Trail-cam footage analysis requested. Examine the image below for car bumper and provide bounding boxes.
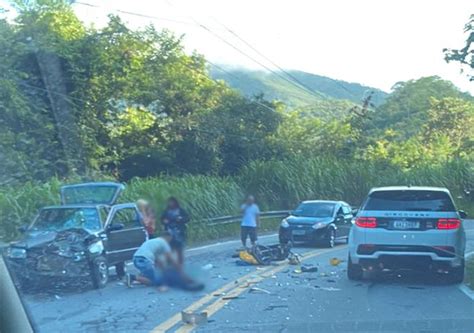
[349,226,465,269]
[7,257,91,280]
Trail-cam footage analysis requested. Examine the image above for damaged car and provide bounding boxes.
[5,182,147,289]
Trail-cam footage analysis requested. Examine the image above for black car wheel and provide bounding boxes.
[91,256,108,289]
[324,228,336,248]
[347,255,363,280]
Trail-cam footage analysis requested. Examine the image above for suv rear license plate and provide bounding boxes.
[392,221,420,229]
[292,230,306,235]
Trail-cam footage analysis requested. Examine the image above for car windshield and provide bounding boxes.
[32,208,101,232]
[364,190,456,211]
[293,203,335,217]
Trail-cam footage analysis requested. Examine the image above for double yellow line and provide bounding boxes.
[151,246,345,333]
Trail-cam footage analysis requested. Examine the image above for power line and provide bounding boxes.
[162,0,325,102]
[212,19,339,99]
[76,1,365,107]
[74,1,202,28]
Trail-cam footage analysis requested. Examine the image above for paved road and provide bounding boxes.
[22,221,474,333]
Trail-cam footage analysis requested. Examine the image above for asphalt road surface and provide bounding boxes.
[22,221,474,333]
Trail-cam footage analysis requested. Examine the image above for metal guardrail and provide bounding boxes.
[205,210,289,226]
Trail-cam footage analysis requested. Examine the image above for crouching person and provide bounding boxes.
[126,231,203,291]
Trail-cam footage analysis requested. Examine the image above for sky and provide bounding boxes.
[2,0,474,93]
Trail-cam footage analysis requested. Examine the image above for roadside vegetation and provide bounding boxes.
[466,256,474,290]
[0,3,472,244]
[0,157,472,243]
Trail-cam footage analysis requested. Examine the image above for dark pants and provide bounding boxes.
[241,226,257,244]
[132,256,195,289]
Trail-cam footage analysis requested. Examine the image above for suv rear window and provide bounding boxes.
[363,190,455,212]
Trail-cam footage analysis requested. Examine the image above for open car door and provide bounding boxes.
[60,182,125,205]
[103,203,147,265]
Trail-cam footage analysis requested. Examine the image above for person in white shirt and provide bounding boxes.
[240,195,260,248]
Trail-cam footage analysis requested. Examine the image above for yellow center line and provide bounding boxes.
[150,247,328,332]
[173,246,346,333]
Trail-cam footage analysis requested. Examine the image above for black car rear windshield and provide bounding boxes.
[363,190,455,212]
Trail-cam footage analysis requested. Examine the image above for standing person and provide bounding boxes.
[240,195,260,248]
[125,231,203,291]
[161,197,189,266]
[137,199,156,238]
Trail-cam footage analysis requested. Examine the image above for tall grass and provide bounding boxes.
[0,157,472,243]
[240,157,473,211]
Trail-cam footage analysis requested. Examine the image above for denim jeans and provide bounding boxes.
[133,256,164,286]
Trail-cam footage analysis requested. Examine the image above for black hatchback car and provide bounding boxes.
[279,200,353,247]
[5,182,147,289]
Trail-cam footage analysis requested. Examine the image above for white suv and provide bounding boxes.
[348,186,467,283]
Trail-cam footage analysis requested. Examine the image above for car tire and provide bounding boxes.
[347,255,363,280]
[447,260,464,284]
[115,262,125,279]
[324,228,336,248]
[91,256,108,289]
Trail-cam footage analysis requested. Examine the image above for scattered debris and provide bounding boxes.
[293,267,302,274]
[319,272,329,277]
[330,258,342,266]
[288,253,301,265]
[54,295,61,300]
[326,279,336,283]
[407,286,425,290]
[213,293,226,297]
[301,265,318,273]
[222,295,241,300]
[181,311,208,325]
[249,287,271,294]
[318,287,341,291]
[264,305,288,311]
[202,264,214,270]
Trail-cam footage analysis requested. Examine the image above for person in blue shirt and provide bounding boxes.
[240,195,260,248]
[160,197,189,266]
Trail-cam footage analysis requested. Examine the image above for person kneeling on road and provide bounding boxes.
[126,231,203,291]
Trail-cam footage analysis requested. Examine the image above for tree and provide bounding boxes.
[422,97,474,157]
[444,15,474,81]
[371,76,472,138]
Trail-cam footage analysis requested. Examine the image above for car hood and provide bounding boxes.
[287,216,334,225]
[12,228,92,250]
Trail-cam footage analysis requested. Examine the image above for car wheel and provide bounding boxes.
[91,256,108,289]
[447,260,464,284]
[324,228,336,248]
[347,255,363,280]
[115,262,125,279]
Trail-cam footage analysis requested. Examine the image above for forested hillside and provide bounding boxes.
[210,67,388,108]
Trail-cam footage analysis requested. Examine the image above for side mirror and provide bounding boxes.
[458,210,468,219]
[108,223,124,231]
[18,225,28,233]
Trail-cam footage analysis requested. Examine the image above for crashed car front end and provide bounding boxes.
[6,229,102,282]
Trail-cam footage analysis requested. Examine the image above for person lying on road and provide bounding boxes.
[125,231,203,291]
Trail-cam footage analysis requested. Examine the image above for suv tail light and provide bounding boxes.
[436,218,461,230]
[355,217,377,228]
